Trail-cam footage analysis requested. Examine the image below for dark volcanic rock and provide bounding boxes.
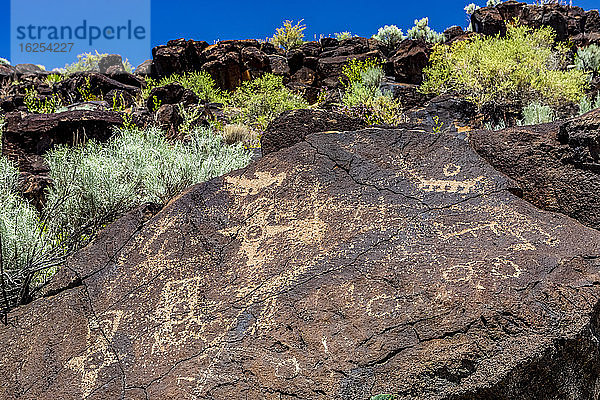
[2,109,123,170]
[145,83,198,111]
[134,59,154,76]
[55,72,140,102]
[470,108,600,230]
[152,38,210,77]
[98,54,125,74]
[472,0,600,41]
[2,127,600,399]
[390,40,431,84]
[14,63,45,75]
[406,94,479,133]
[261,108,365,155]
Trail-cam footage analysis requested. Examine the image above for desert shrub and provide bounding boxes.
[518,101,555,125]
[225,73,308,130]
[575,44,600,74]
[222,123,255,146]
[484,119,507,131]
[340,59,404,125]
[0,126,250,311]
[45,73,63,86]
[0,58,9,65]
[0,157,53,309]
[24,88,63,114]
[270,20,306,51]
[372,25,405,51]
[579,92,600,115]
[335,32,354,40]
[143,71,225,103]
[0,116,5,146]
[421,24,589,108]
[370,395,397,400]
[63,51,133,74]
[464,3,481,31]
[465,3,481,15]
[407,17,445,43]
[44,126,251,252]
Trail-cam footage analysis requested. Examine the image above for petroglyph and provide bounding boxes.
[418,176,485,194]
[225,171,287,196]
[443,164,461,177]
[65,317,119,398]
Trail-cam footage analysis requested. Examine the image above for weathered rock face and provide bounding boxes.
[406,94,479,133]
[472,0,600,42]
[261,108,365,155]
[2,109,123,171]
[2,127,600,399]
[390,40,431,85]
[54,72,142,103]
[152,39,272,91]
[471,108,600,231]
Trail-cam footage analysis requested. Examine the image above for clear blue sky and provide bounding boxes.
[0,0,598,68]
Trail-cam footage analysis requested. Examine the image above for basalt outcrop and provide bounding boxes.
[2,128,600,399]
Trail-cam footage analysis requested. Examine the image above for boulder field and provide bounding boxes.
[2,126,600,399]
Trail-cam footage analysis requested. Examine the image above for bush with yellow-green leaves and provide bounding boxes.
[421,24,589,108]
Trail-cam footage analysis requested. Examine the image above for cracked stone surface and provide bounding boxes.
[470,108,600,231]
[1,128,600,399]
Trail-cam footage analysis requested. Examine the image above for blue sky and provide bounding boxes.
[0,0,599,69]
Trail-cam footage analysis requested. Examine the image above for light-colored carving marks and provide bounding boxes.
[442,262,475,283]
[418,176,485,194]
[65,316,120,398]
[151,276,215,355]
[443,164,461,177]
[224,171,288,197]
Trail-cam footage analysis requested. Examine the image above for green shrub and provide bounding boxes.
[421,24,589,108]
[579,92,600,115]
[575,44,600,74]
[24,88,63,114]
[270,20,306,51]
[0,157,52,309]
[372,25,405,51]
[0,58,10,66]
[335,32,354,40]
[225,73,308,130]
[340,59,404,125]
[44,126,251,251]
[518,101,555,125]
[407,17,445,43]
[45,73,63,86]
[487,0,502,6]
[143,71,225,103]
[0,126,250,310]
[63,51,133,74]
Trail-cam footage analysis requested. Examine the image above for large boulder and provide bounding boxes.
[390,39,431,84]
[2,127,600,399]
[55,72,141,102]
[470,108,600,230]
[261,108,365,155]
